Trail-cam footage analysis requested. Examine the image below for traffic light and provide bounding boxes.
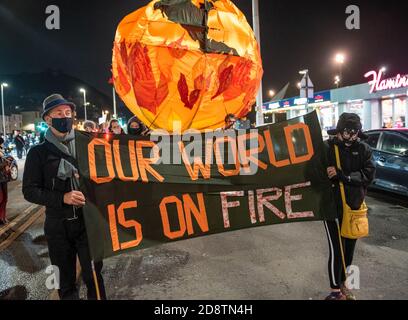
[36,122,48,132]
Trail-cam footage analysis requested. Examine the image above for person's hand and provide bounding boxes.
[327,166,337,179]
[63,191,86,207]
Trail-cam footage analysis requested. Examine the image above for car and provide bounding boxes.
[364,128,408,196]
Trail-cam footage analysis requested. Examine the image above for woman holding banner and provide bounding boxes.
[324,113,375,300]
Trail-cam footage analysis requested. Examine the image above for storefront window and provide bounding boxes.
[318,105,336,131]
[347,101,364,127]
[292,109,307,118]
[394,98,406,128]
[381,99,393,128]
[381,98,406,128]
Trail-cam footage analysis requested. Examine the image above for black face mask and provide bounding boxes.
[52,117,73,133]
[338,128,359,147]
[128,127,142,136]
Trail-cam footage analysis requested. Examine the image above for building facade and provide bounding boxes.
[263,69,408,132]
[21,111,42,132]
[0,114,23,134]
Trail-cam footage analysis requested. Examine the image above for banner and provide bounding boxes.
[76,111,337,262]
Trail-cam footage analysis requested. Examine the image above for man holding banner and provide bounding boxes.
[23,94,106,300]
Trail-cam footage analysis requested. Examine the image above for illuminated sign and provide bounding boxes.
[294,98,308,105]
[314,95,324,102]
[269,102,280,109]
[365,69,408,93]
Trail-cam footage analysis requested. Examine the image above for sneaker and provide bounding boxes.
[325,291,347,300]
[341,284,357,300]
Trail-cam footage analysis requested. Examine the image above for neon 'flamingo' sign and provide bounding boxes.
[365,69,408,93]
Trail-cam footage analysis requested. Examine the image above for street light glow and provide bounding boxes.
[1,83,8,88]
[335,53,345,64]
[380,66,387,73]
[297,82,301,89]
[268,90,275,97]
[79,88,85,93]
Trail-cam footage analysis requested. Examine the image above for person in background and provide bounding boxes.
[83,120,97,133]
[108,119,124,135]
[223,113,237,130]
[14,131,25,160]
[127,116,150,136]
[0,137,10,225]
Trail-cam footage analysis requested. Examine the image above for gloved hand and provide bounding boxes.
[336,169,351,183]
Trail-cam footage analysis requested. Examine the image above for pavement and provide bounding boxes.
[0,158,407,300]
[0,158,50,300]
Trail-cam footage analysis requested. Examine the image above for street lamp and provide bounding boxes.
[252,0,263,127]
[335,53,345,64]
[112,87,117,119]
[268,90,275,98]
[79,88,88,121]
[1,83,9,138]
[380,66,387,75]
[334,75,341,88]
[334,53,345,84]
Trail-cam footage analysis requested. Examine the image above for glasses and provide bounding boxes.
[342,128,359,138]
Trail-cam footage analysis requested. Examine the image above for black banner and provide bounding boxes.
[76,111,336,261]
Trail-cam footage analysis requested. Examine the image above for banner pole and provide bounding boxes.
[91,260,101,300]
[335,219,348,283]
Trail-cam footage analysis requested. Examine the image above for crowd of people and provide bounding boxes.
[0,92,376,301]
[1,131,39,159]
[80,116,151,137]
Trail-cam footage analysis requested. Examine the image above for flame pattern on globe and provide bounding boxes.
[112,0,263,132]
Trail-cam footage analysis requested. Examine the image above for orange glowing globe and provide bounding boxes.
[112,0,263,132]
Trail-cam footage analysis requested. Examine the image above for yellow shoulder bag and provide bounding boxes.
[334,144,369,239]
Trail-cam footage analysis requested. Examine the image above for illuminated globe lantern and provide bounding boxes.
[112,0,263,132]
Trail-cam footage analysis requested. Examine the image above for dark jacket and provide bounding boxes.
[23,140,80,220]
[325,137,376,213]
[14,135,25,149]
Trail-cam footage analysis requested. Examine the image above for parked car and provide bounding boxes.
[364,129,408,196]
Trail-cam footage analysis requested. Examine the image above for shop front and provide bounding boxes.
[264,68,408,131]
[263,90,336,131]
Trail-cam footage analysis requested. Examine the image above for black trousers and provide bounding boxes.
[44,215,106,300]
[16,148,23,159]
[323,219,357,290]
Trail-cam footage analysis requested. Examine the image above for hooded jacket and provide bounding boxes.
[324,137,376,214]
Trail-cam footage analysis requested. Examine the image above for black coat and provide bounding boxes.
[325,137,376,213]
[23,140,81,220]
[14,135,25,150]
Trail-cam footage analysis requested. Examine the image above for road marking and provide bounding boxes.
[0,207,45,252]
[0,204,39,237]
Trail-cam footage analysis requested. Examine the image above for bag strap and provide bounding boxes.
[334,144,349,281]
[334,144,347,206]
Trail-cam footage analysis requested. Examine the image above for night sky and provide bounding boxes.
[1,0,408,100]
